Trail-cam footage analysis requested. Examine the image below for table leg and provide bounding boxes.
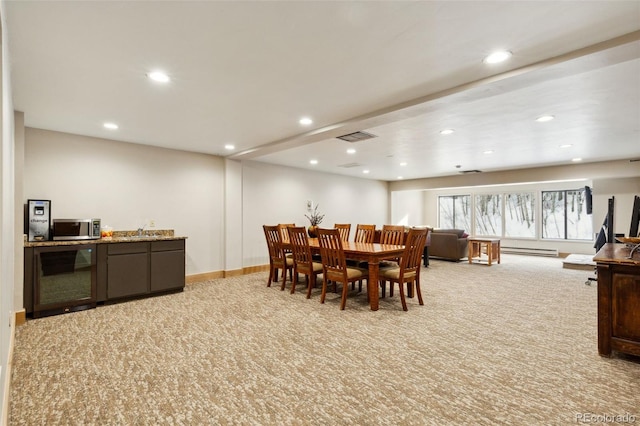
[487,243,493,266]
[368,261,380,311]
[468,242,473,264]
[497,241,501,264]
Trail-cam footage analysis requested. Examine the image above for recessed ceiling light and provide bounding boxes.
[299,117,313,126]
[440,129,455,135]
[147,71,170,83]
[103,122,118,130]
[309,159,318,165]
[560,144,572,148]
[400,162,407,166]
[224,144,235,150]
[346,148,356,154]
[483,150,494,155]
[397,176,404,180]
[571,158,583,162]
[536,115,555,122]
[483,50,512,64]
[363,170,370,174]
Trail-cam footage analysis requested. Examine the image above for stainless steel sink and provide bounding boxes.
[116,235,160,241]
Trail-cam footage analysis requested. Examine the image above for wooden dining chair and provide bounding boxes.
[379,227,428,311]
[287,226,323,298]
[334,223,351,241]
[317,227,369,310]
[350,224,376,290]
[263,225,294,291]
[379,224,406,297]
[278,223,295,259]
[380,224,405,245]
[354,224,376,243]
[278,223,295,244]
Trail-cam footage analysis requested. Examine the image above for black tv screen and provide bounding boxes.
[630,195,640,238]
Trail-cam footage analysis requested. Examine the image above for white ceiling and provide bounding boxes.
[5,1,640,181]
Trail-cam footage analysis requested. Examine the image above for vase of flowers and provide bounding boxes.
[305,204,324,238]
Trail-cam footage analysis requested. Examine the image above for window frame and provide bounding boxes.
[437,194,471,230]
[541,188,592,241]
[503,192,537,239]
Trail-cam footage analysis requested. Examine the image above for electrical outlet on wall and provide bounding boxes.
[306,200,313,212]
[149,219,156,228]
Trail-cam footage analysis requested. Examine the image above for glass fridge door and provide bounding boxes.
[34,244,97,317]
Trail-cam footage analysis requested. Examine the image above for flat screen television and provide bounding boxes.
[630,195,640,238]
[585,186,593,215]
[607,197,615,243]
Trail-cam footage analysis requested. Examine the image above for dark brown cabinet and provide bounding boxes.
[150,240,186,292]
[595,243,640,357]
[106,242,149,299]
[99,239,186,301]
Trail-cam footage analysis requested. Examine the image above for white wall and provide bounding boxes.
[391,190,425,226]
[24,128,225,276]
[13,112,23,308]
[224,159,243,273]
[23,129,393,278]
[241,161,389,266]
[389,160,640,192]
[0,2,15,418]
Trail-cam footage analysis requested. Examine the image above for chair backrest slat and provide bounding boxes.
[334,223,351,241]
[354,224,376,243]
[278,223,295,243]
[380,224,405,245]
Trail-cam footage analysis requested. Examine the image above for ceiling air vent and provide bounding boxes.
[459,170,483,174]
[336,131,377,142]
[338,162,363,168]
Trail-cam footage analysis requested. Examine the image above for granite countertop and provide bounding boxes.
[24,229,187,247]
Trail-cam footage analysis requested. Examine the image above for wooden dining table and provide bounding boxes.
[306,238,405,311]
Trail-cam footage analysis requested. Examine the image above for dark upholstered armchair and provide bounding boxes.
[428,229,468,261]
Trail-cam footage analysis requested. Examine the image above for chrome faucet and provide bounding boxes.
[137,226,144,237]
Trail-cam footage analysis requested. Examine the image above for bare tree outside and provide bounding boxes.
[505,193,536,238]
[438,189,591,241]
[542,191,564,238]
[542,189,592,240]
[475,194,502,236]
[438,195,471,231]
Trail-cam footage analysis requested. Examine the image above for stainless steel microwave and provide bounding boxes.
[52,219,101,241]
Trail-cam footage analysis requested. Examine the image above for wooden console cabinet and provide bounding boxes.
[594,243,640,357]
[97,239,186,302]
[25,237,186,318]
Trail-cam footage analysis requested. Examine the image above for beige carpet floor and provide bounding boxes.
[9,254,640,425]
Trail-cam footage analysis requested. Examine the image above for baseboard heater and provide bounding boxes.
[501,246,559,257]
